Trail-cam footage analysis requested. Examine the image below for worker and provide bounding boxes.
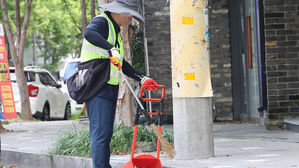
[80,0,158,167]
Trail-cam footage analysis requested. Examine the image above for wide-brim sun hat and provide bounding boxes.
[99,0,144,23]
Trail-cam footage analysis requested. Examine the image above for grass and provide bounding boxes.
[69,107,87,121]
[69,112,83,121]
[48,125,91,157]
[48,124,174,157]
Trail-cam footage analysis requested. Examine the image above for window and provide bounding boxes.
[27,72,36,82]
[39,72,57,87]
[39,73,50,86]
[45,73,57,87]
[9,70,35,82]
[9,70,16,82]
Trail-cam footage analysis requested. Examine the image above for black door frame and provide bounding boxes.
[257,0,268,114]
[229,0,267,121]
[229,0,248,121]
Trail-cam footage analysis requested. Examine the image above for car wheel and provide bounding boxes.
[42,104,50,121]
[64,102,71,120]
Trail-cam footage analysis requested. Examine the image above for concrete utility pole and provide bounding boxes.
[170,0,214,159]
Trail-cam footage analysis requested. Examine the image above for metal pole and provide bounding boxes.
[122,72,145,111]
[142,0,152,113]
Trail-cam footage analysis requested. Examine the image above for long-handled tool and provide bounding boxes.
[121,72,175,160]
[122,73,145,111]
[124,83,170,168]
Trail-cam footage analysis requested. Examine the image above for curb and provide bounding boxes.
[285,122,299,132]
[0,150,126,168]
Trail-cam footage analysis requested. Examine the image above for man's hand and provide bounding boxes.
[141,76,159,91]
[109,47,122,71]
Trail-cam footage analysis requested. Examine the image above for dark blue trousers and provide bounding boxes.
[86,96,116,168]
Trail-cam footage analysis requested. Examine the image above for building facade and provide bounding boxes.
[144,0,173,122]
[263,0,299,123]
[144,0,299,126]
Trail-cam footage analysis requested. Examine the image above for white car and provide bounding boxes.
[9,66,72,120]
[59,58,83,114]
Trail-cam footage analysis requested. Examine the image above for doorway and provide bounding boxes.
[229,0,267,122]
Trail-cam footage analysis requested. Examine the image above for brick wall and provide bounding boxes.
[209,0,233,120]
[264,0,299,120]
[144,1,173,121]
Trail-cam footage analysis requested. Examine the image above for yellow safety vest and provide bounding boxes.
[80,13,123,85]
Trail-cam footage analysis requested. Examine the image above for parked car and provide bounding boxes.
[9,66,72,120]
[58,58,83,114]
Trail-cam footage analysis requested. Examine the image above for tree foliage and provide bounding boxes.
[2,0,99,72]
[131,25,145,74]
[30,0,85,71]
[0,0,99,121]
[1,0,33,120]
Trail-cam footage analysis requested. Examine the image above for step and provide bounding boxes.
[284,117,299,133]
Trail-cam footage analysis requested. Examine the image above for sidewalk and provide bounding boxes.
[1,120,299,168]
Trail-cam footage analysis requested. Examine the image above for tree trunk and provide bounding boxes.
[115,26,135,127]
[16,65,32,120]
[91,0,95,19]
[43,38,48,65]
[0,120,5,132]
[0,120,8,133]
[32,34,36,65]
[0,0,33,120]
[80,0,87,35]
[52,48,57,64]
[14,0,21,50]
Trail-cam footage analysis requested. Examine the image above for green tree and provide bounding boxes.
[1,0,99,72]
[1,0,33,120]
[0,0,100,124]
[28,0,82,71]
[27,0,98,71]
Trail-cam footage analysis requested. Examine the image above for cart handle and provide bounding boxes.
[139,84,166,99]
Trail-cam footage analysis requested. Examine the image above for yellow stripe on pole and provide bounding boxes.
[184,73,195,80]
[182,17,194,25]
